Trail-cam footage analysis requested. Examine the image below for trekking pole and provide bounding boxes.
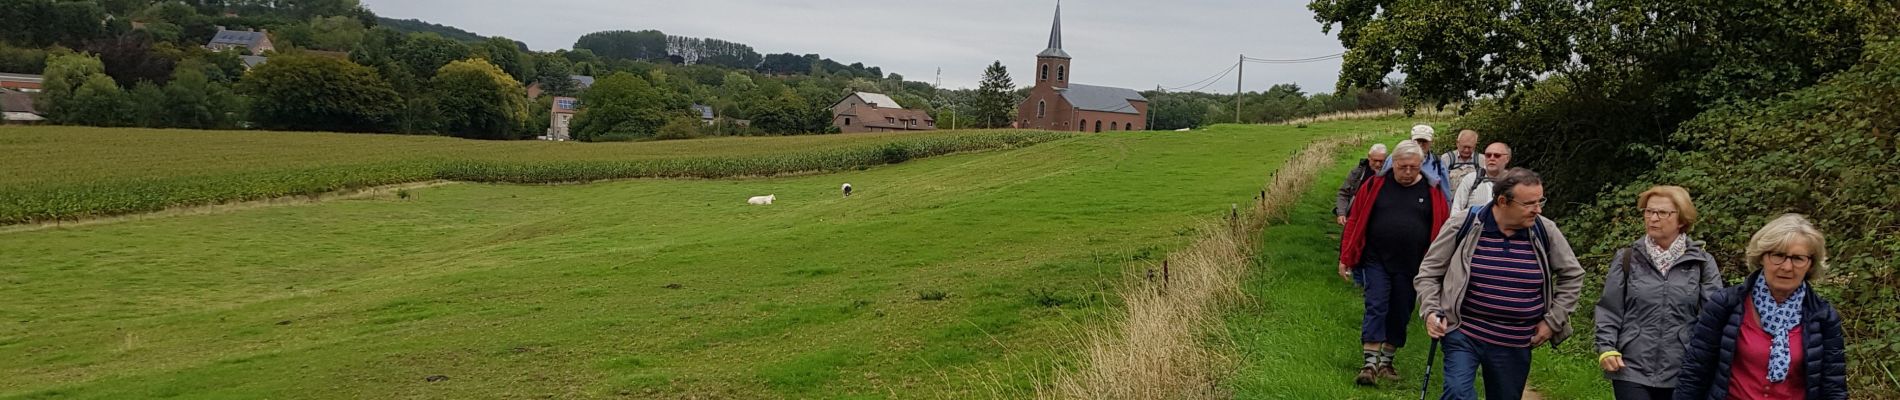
[1419,339,1439,400]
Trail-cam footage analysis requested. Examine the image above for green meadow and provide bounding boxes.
[0,119,1411,398]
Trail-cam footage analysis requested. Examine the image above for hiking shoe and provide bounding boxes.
[1355,366,1379,386]
[1378,364,1401,381]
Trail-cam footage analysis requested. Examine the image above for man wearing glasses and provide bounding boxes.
[1414,168,1588,400]
[1451,142,1514,212]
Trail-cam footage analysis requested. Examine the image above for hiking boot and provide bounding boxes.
[1378,364,1401,381]
[1354,366,1379,386]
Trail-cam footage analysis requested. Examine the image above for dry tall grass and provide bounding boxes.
[1277,108,1457,126]
[1039,134,1368,399]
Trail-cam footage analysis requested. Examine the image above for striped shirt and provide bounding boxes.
[1460,217,1547,347]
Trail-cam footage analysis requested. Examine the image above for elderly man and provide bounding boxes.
[1442,130,1487,195]
[1336,143,1389,225]
[1451,142,1513,211]
[1416,168,1587,400]
[1338,140,1449,386]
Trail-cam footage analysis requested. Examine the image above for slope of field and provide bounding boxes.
[0,127,1066,224]
[1223,137,1606,399]
[0,120,1408,399]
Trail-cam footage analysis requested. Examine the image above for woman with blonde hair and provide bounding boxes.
[1594,186,1722,399]
[1675,214,1848,400]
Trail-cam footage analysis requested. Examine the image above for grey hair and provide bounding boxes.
[1746,214,1828,280]
[1368,143,1388,156]
[1391,140,1425,161]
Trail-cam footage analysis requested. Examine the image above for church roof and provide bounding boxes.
[1060,84,1148,114]
[1037,2,1071,59]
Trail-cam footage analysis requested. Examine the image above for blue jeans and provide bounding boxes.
[1358,262,1417,347]
[1439,330,1532,400]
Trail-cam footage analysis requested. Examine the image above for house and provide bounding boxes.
[2,89,44,124]
[0,73,43,93]
[206,28,274,54]
[542,96,581,141]
[526,75,597,99]
[239,55,268,70]
[832,92,936,133]
[691,104,716,125]
[1016,3,1148,132]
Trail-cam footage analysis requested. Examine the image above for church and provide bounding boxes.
[1016,3,1149,132]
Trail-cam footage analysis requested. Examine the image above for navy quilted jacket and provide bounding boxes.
[1674,272,1848,400]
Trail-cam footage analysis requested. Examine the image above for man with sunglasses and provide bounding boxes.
[1414,168,1587,400]
[1451,142,1514,212]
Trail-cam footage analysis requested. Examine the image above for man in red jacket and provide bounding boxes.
[1338,141,1450,386]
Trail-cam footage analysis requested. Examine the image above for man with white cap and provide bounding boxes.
[1406,124,1454,203]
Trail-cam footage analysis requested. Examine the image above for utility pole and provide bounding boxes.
[1149,85,1159,131]
[1235,54,1244,124]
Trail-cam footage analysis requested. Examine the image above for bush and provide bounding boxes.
[653,115,703,140]
[1566,39,1900,397]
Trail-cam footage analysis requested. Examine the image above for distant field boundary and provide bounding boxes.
[0,131,1072,227]
[1041,132,1370,399]
[1276,108,1458,126]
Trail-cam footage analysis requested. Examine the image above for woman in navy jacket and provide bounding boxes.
[1675,214,1848,400]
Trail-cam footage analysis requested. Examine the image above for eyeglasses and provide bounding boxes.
[1508,197,1548,209]
[1484,152,1511,158]
[1642,208,1679,218]
[1764,252,1813,267]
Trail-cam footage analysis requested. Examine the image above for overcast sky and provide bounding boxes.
[362,0,1349,94]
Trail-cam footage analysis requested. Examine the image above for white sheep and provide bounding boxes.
[841,183,853,197]
[747,194,776,205]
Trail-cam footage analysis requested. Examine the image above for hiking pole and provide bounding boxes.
[1419,339,1439,400]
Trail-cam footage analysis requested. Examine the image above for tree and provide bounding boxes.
[0,0,107,47]
[530,53,578,97]
[37,51,106,123]
[394,33,469,79]
[476,36,531,83]
[238,54,400,132]
[431,59,530,140]
[161,66,240,129]
[570,72,670,141]
[573,30,669,62]
[969,61,1016,128]
[85,32,177,87]
[64,74,130,126]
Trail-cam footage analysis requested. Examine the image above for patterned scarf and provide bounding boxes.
[1751,276,1807,383]
[1644,234,1689,274]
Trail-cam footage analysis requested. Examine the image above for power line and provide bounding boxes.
[1161,61,1239,91]
[1167,62,1241,93]
[1241,52,1345,64]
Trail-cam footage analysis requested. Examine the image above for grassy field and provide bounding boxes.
[1222,135,1609,399]
[0,120,1413,399]
[0,127,1068,224]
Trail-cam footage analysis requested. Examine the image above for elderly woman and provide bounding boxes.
[1675,214,1848,400]
[1594,186,1723,399]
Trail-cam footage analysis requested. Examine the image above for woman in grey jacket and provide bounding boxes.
[1594,186,1723,399]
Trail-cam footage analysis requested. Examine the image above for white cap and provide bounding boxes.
[1411,124,1436,141]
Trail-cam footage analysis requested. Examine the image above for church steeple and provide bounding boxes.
[1036,1,1070,59]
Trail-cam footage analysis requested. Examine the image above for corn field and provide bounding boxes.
[0,128,1072,225]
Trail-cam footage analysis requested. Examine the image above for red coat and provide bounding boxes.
[1339,172,1450,269]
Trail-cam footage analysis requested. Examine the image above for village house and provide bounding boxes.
[543,96,581,141]
[832,92,935,133]
[1016,3,1148,132]
[2,89,44,124]
[205,28,274,54]
[0,73,43,93]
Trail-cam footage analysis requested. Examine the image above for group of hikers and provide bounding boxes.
[1332,125,1849,400]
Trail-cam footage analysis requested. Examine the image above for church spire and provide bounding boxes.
[1037,1,1071,59]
